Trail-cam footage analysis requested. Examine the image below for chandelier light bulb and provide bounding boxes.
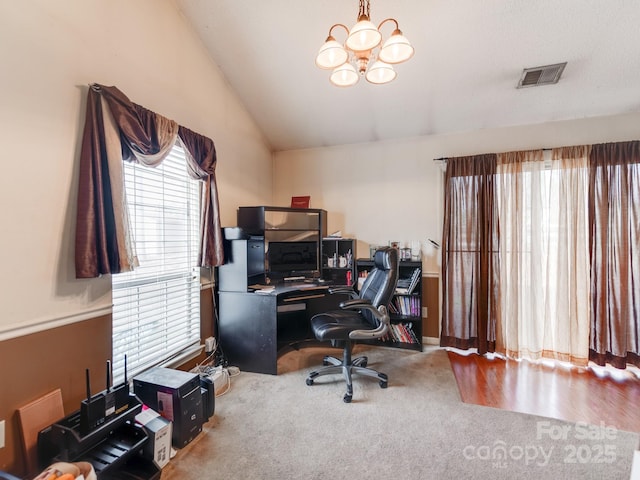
[379,30,414,64]
[365,60,396,84]
[346,19,382,52]
[316,37,349,69]
[330,62,359,87]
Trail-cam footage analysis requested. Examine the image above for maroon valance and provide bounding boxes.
[75,84,223,278]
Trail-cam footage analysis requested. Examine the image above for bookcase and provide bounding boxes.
[355,258,423,351]
[321,238,356,286]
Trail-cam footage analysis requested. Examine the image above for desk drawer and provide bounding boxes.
[277,302,308,313]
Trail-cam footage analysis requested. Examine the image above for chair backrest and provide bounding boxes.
[359,247,399,326]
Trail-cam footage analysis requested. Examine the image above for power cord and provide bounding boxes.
[210,283,229,368]
[189,282,238,396]
[190,336,239,397]
[214,365,240,397]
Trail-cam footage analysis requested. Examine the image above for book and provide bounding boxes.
[406,267,422,294]
[290,196,310,208]
[396,267,421,295]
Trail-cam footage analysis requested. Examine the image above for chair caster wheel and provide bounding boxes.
[323,360,330,366]
[360,359,368,367]
[343,394,352,403]
[379,380,388,388]
[306,378,314,386]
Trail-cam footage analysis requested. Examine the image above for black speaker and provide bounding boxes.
[200,376,215,420]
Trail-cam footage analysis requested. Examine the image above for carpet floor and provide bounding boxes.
[160,345,639,480]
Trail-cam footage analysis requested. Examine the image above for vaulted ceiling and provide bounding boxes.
[175,0,640,152]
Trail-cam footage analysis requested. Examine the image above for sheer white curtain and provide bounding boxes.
[496,147,590,365]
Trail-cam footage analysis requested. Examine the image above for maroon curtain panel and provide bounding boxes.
[178,124,223,268]
[75,85,119,277]
[588,141,640,368]
[440,154,500,355]
[75,84,223,278]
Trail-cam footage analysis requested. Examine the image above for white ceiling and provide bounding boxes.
[175,0,640,152]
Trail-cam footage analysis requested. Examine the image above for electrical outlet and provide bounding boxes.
[0,419,5,449]
[205,336,215,353]
[422,307,428,318]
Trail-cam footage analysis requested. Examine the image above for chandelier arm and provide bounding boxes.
[327,23,350,41]
[377,18,399,32]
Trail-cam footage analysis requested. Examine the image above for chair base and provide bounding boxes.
[306,344,388,403]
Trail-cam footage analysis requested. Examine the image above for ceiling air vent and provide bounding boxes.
[517,62,567,88]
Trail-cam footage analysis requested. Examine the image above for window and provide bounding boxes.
[495,155,590,363]
[111,142,201,383]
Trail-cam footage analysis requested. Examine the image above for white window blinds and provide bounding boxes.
[112,142,201,384]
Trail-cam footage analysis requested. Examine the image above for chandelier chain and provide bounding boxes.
[358,0,370,20]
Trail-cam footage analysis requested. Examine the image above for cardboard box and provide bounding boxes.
[135,407,172,469]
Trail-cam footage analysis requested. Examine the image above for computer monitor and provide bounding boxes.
[267,241,319,278]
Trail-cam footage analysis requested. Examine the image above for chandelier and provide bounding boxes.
[315,0,414,87]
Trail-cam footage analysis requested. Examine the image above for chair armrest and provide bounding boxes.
[328,286,358,298]
[339,299,385,321]
[349,305,390,340]
[337,301,391,341]
[338,298,371,309]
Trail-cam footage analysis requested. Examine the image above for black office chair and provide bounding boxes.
[306,247,399,402]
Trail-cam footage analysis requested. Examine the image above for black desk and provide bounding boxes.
[218,284,347,374]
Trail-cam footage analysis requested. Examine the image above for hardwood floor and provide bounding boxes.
[447,350,640,433]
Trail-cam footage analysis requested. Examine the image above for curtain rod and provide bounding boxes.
[433,148,553,162]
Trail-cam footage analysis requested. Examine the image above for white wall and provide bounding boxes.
[0,0,273,339]
[273,111,640,275]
